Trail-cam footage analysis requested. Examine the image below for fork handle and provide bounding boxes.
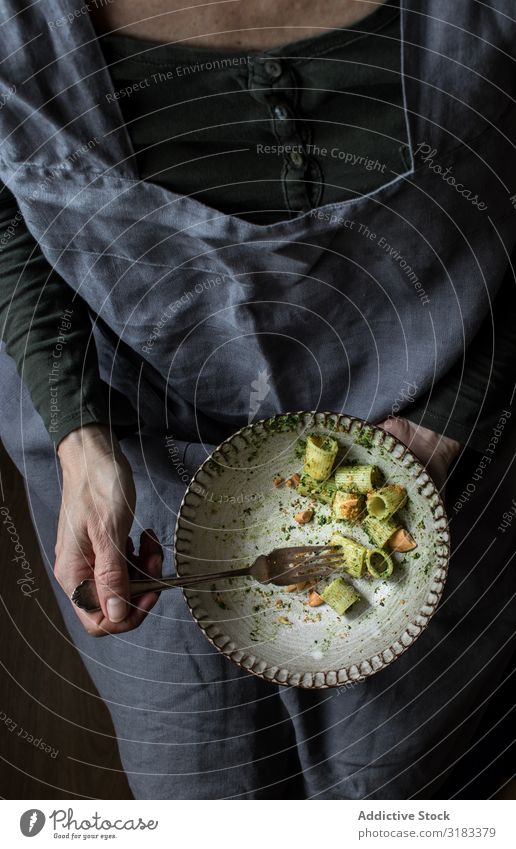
[71,568,251,613]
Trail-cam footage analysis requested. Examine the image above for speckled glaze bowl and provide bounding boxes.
[174,412,450,688]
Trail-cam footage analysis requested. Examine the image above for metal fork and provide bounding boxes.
[71,545,342,612]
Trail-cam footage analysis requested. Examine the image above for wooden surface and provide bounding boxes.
[0,440,131,799]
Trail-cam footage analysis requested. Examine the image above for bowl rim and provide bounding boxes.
[174,411,451,689]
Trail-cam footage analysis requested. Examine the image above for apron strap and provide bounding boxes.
[0,0,137,176]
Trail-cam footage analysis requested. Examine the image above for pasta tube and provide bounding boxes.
[366,548,394,579]
[362,515,400,548]
[362,515,417,551]
[304,434,339,481]
[332,491,365,522]
[330,532,366,578]
[334,464,383,493]
[366,484,407,520]
[297,473,336,504]
[321,577,361,615]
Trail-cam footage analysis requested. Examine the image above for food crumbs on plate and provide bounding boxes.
[273,476,284,487]
[302,610,322,623]
[295,507,314,524]
[278,615,292,625]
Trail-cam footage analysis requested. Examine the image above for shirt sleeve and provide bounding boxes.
[0,183,136,446]
[405,253,516,452]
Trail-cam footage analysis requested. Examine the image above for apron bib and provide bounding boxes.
[0,0,515,447]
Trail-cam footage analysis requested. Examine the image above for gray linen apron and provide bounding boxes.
[0,0,515,798]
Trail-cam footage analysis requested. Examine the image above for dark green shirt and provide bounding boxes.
[100,3,407,223]
[0,2,514,449]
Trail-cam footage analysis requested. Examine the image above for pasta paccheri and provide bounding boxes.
[330,532,366,578]
[332,491,365,522]
[334,463,383,493]
[366,484,407,520]
[297,473,336,504]
[321,577,361,615]
[304,434,339,481]
[365,548,394,579]
[363,515,416,552]
[274,427,419,617]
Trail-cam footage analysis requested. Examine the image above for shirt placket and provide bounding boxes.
[246,54,322,215]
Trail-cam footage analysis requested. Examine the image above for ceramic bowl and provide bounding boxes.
[174,412,450,688]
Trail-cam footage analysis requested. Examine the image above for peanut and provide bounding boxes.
[294,508,313,524]
[286,581,309,592]
[308,590,324,607]
[389,528,417,552]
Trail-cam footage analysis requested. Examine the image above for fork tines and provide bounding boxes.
[273,545,339,559]
[294,552,344,569]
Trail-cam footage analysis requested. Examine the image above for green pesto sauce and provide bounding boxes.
[355,427,375,449]
[264,414,301,433]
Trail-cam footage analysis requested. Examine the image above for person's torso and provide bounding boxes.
[97,1,405,224]
[0,0,515,444]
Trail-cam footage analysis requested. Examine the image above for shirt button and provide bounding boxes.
[272,104,289,120]
[289,150,305,169]
[263,59,282,79]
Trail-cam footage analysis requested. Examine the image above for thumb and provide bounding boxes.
[94,536,131,623]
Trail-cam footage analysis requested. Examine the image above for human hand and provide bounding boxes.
[55,424,163,636]
[376,417,462,492]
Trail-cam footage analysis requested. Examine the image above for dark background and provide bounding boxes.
[0,440,131,799]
